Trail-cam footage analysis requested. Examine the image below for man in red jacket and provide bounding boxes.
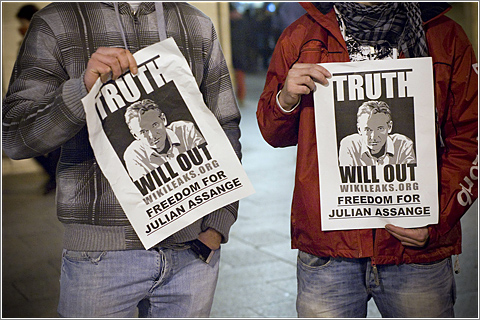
[257,2,477,317]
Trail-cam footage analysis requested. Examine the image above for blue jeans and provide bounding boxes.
[58,246,220,318]
[296,251,456,318]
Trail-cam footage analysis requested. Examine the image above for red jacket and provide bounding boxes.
[257,3,478,264]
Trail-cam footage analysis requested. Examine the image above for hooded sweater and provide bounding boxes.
[3,2,241,251]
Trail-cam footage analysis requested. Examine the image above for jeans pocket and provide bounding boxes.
[188,246,221,267]
[297,250,331,269]
[62,249,107,265]
[409,257,450,269]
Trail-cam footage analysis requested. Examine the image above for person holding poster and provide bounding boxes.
[257,2,477,318]
[338,100,416,166]
[3,2,241,318]
[124,98,205,181]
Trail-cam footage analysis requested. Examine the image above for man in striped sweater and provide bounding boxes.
[3,2,241,317]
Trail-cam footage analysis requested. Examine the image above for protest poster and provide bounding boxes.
[314,58,438,231]
[82,38,254,249]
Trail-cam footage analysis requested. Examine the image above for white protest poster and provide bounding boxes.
[314,58,438,231]
[82,38,254,249]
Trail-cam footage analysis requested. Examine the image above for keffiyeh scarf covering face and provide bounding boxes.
[334,2,428,58]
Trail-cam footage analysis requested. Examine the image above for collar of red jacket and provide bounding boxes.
[300,2,452,26]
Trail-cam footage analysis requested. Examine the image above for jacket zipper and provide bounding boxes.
[132,14,140,50]
[371,229,379,286]
[371,256,380,286]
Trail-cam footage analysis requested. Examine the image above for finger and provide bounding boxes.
[125,50,138,75]
[110,50,137,77]
[100,68,112,83]
[385,225,414,241]
[385,225,428,247]
[386,229,423,247]
[292,63,331,75]
[113,49,135,77]
[403,240,423,247]
[86,61,111,83]
[286,69,320,93]
[291,63,332,84]
[292,75,317,93]
[385,224,425,240]
[308,66,332,85]
[400,238,425,247]
[94,48,130,79]
[90,52,121,79]
[385,224,406,235]
[280,64,331,109]
[106,56,123,80]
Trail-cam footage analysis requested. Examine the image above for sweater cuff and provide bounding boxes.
[276,90,301,114]
[201,203,238,243]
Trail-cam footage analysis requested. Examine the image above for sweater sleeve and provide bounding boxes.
[2,14,87,160]
[429,22,478,242]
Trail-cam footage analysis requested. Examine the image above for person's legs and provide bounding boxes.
[58,246,220,318]
[57,249,159,317]
[371,257,456,318]
[141,247,220,318]
[235,69,246,102]
[296,251,370,318]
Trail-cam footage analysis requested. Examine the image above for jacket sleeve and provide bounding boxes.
[2,14,87,160]
[198,19,240,243]
[429,22,478,243]
[256,31,302,148]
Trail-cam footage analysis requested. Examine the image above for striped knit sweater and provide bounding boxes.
[3,2,241,250]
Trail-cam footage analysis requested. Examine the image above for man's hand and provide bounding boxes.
[278,63,331,111]
[84,47,137,92]
[197,228,222,250]
[385,224,429,248]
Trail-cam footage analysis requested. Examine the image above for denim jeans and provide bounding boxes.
[58,246,220,318]
[296,251,456,318]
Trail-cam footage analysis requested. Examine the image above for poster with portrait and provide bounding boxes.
[314,58,438,231]
[82,38,254,249]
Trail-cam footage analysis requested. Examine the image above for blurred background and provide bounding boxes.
[2,2,478,318]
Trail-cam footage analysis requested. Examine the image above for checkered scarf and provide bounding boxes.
[334,2,428,58]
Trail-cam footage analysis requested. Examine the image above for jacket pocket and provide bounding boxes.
[297,40,328,64]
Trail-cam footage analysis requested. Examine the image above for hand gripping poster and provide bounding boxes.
[314,58,438,231]
[82,38,254,249]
